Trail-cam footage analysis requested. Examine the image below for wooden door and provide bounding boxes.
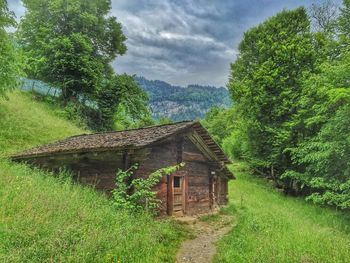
[173,175,185,216]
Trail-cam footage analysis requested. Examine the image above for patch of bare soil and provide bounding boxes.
[176,214,236,263]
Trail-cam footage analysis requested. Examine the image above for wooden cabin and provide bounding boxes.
[12,121,234,216]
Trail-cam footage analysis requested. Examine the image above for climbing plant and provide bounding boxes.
[112,163,185,215]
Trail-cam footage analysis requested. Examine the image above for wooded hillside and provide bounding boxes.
[135,76,231,121]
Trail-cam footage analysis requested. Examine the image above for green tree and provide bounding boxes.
[202,106,235,145]
[95,74,151,131]
[339,0,350,41]
[17,0,126,101]
[282,0,350,205]
[42,33,105,100]
[228,7,316,179]
[0,0,21,97]
[309,0,338,34]
[277,0,350,208]
[284,51,350,209]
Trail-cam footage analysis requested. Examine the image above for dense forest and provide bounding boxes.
[135,76,231,121]
[203,1,350,210]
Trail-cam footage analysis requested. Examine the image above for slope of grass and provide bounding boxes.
[215,163,350,263]
[0,160,186,263]
[0,91,86,157]
[0,91,187,262]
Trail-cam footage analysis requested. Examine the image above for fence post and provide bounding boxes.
[46,87,52,97]
[31,81,35,92]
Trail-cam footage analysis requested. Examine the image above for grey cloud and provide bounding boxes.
[110,0,333,86]
[8,0,343,86]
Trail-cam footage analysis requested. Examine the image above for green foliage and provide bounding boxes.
[0,91,86,157]
[201,106,235,145]
[339,0,350,42]
[96,74,151,131]
[227,7,316,174]
[40,32,105,100]
[17,0,126,101]
[206,2,350,209]
[283,51,350,209]
[112,163,185,215]
[305,178,350,210]
[214,164,350,263]
[0,0,21,97]
[20,76,153,132]
[16,0,156,131]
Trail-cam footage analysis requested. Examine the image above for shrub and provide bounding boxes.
[112,163,185,215]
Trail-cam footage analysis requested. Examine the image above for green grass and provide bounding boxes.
[0,91,187,262]
[0,91,86,157]
[215,163,350,263]
[3,91,350,263]
[0,160,186,262]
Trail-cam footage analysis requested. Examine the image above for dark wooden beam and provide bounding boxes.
[167,174,173,215]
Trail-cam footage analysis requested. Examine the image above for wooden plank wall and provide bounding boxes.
[183,136,230,213]
[182,137,212,215]
[24,151,124,193]
[132,140,179,215]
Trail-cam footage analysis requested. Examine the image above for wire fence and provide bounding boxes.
[20,79,97,108]
[20,79,61,98]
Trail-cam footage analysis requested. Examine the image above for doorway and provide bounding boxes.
[173,175,185,216]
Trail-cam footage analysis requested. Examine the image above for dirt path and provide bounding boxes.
[176,214,236,263]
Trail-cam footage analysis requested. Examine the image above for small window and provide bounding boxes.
[173,176,181,188]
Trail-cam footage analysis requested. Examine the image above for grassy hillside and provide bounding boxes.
[215,163,350,263]
[0,91,187,262]
[0,91,85,157]
[0,160,185,262]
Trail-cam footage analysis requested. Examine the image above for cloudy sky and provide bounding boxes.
[8,0,341,87]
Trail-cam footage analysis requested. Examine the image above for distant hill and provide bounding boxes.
[20,77,232,121]
[134,76,232,121]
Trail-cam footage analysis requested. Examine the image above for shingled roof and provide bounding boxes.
[12,121,234,178]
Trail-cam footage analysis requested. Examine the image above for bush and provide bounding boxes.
[112,163,185,215]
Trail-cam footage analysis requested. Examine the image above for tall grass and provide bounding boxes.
[215,163,350,263]
[0,160,186,262]
[0,91,85,157]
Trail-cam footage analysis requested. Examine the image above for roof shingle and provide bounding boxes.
[12,121,234,179]
[13,121,196,158]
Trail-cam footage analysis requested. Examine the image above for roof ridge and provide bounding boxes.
[67,120,197,139]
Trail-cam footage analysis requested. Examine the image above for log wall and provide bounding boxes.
[24,151,124,193]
